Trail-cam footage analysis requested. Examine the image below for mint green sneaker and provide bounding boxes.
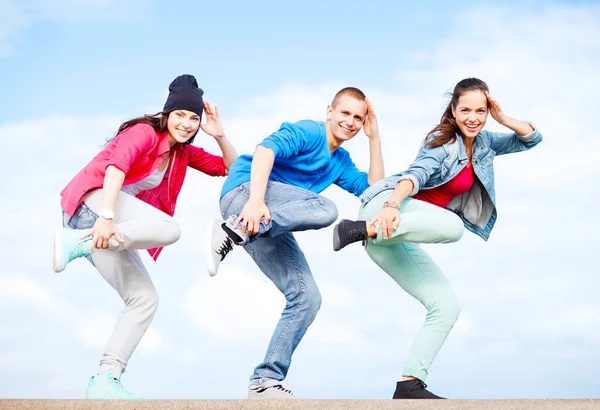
[85,372,140,399]
[53,227,94,273]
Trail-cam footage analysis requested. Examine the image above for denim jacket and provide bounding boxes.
[360,125,542,240]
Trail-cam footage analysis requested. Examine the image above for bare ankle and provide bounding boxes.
[366,221,377,237]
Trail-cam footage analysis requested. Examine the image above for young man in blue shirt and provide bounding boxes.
[206,87,384,398]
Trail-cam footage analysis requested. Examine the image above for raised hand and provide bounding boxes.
[485,91,507,126]
[200,100,225,139]
[362,98,380,139]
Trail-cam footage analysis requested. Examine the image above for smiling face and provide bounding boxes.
[167,109,201,145]
[326,94,368,143]
[452,90,489,139]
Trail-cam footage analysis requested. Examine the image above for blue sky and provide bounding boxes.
[1,0,599,401]
[3,0,594,120]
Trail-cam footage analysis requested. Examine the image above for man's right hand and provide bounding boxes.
[234,199,272,236]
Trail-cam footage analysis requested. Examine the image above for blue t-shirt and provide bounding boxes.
[220,120,369,198]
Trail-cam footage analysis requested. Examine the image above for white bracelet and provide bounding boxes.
[98,209,115,220]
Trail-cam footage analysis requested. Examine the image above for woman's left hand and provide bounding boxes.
[485,91,507,126]
[200,100,225,139]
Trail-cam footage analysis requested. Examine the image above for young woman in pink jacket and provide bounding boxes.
[54,74,237,399]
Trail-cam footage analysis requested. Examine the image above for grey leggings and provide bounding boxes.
[64,189,180,376]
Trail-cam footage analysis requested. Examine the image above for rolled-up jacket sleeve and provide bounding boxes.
[484,123,542,155]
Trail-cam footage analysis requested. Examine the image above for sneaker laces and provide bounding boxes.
[346,228,367,243]
[111,377,134,395]
[217,236,233,261]
[407,380,427,394]
[69,237,92,260]
[271,385,293,394]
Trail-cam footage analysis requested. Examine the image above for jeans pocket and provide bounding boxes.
[67,202,98,230]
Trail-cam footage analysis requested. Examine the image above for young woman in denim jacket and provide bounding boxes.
[53,75,237,399]
[333,78,542,399]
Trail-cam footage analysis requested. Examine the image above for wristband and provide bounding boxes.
[98,209,115,220]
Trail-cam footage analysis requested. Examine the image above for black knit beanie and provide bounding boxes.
[163,74,204,144]
[163,74,204,119]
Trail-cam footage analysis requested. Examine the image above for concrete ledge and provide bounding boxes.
[0,399,598,409]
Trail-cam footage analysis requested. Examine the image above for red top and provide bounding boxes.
[60,123,227,260]
[413,162,475,208]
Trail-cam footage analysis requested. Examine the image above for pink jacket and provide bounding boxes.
[60,123,226,260]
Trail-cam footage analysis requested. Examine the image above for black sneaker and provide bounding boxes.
[392,379,444,399]
[333,219,368,251]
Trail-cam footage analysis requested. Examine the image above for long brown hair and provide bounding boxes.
[117,112,169,136]
[109,111,198,145]
[425,78,489,148]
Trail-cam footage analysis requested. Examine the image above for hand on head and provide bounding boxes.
[485,91,506,125]
[362,98,381,140]
[200,100,224,139]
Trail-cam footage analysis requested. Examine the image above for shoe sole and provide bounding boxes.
[247,390,296,399]
[53,228,63,273]
[332,223,342,252]
[332,220,351,252]
[204,224,218,277]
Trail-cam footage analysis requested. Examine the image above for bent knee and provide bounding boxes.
[290,283,322,319]
[126,287,159,314]
[443,214,464,243]
[427,295,461,326]
[315,197,339,227]
[307,288,322,314]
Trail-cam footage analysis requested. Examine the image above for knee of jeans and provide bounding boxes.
[443,215,464,243]
[302,283,322,319]
[162,219,181,245]
[315,198,339,227]
[426,292,461,328]
[126,287,159,315]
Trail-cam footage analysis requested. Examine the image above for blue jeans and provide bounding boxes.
[220,182,338,382]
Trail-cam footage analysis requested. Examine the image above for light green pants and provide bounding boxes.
[358,190,464,381]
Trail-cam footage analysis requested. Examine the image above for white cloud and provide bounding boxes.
[180,264,284,341]
[78,311,116,349]
[138,327,165,352]
[305,323,366,346]
[0,275,167,355]
[0,276,54,306]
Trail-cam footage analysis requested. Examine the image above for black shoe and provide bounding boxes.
[392,379,445,399]
[333,219,368,251]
